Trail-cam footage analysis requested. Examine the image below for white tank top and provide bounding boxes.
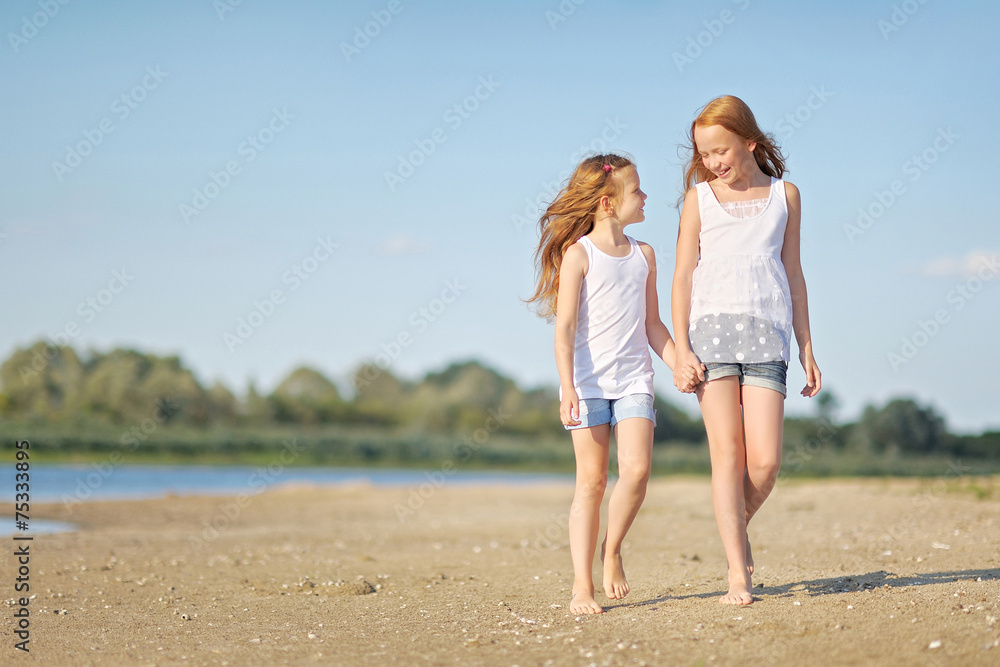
[567,235,654,400]
[689,177,793,363]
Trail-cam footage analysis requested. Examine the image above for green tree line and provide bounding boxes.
[0,340,702,442]
[1,340,997,462]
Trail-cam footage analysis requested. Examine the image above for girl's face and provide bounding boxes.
[613,167,647,225]
[693,124,757,185]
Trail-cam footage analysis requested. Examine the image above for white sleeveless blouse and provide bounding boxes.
[689,177,793,364]
[567,235,655,399]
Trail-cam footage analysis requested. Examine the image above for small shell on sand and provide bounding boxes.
[332,579,376,596]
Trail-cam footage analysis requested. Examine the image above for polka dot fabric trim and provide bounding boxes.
[689,313,788,363]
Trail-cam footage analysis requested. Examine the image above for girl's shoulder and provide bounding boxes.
[563,237,589,256]
[679,186,703,223]
[561,238,590,273]
[634,239,656,267]
[682,184,703,206]
[781,180,800,206]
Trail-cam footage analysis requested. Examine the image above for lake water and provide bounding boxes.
[2,464,573,535]
[2,463,573,529]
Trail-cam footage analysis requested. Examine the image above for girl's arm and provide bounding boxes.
[781,182,822,398]
[554,242,587,425]
[640,243,701,392]
[639,243,677,370]
[671,188,706,390]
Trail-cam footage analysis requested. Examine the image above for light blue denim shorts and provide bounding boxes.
[703,360,788,397]
[564,393,656,430]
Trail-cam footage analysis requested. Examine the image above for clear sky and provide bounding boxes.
[2,0,998,433]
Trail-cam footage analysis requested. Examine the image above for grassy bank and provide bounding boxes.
[4,419,1000,478]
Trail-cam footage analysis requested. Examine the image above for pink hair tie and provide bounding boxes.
[602,164,612,173]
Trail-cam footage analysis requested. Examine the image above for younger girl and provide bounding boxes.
[529,153,699,615]
[672,96,821,606]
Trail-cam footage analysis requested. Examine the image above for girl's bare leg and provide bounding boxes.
[601,417,653,600]
[740,386,785,574]
[568,425,610,614]
[698,377,754,605]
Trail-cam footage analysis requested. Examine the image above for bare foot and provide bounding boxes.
[569,590,603,614]
[720,568,754,606]
[600,544,629,600]
[746,536,754,575]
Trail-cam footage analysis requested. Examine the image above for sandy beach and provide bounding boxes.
[4,475,999,666]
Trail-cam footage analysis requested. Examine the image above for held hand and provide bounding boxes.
[674,349,705,393]
[674,363,701,393]
[680,361,706,393]
[681,371,702,393]
[799,349,822,398]
[560,392,581,427]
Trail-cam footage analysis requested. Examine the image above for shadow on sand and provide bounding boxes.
[610,568,1000,609]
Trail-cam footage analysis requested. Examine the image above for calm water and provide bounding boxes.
[1,463,572,536]
[3,463,572,503]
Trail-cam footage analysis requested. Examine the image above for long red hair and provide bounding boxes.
[527,153,635,320]
[683,95,786,192]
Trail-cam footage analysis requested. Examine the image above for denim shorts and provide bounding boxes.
[564,393,657,430]
[703,361,788,397]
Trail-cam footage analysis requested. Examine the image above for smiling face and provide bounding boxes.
[693,123,759,185]
[612,166,647,225]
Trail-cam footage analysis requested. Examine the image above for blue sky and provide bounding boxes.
[2,0,998,433]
